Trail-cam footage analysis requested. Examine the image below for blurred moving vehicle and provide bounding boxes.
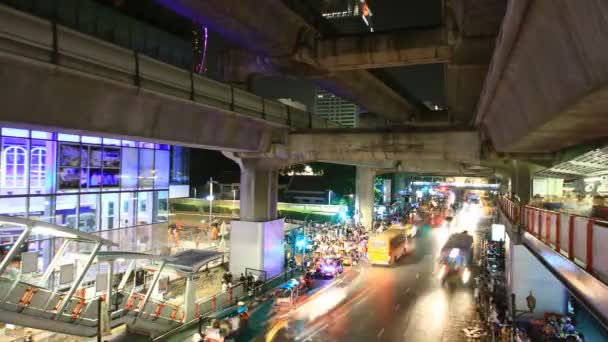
[437,231,474,286]
[314,258,343,279]
[199,303,249,341]
[389,222,417,238]
[368,230,407,266]
[275,279,301,309]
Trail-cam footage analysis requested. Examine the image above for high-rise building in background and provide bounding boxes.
[314,88,358,127]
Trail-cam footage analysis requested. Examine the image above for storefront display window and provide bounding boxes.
[58,143,81,192]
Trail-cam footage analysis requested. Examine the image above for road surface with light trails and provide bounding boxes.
[258,207,485,342]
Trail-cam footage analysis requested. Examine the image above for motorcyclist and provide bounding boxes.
[303,271,313,289]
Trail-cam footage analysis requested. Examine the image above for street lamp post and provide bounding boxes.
[510,292,536,341]
[206,178,214,226]
[327,190,332,205]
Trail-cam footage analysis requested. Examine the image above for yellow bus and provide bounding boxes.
[389,222,417,238]
[368,230,407,265]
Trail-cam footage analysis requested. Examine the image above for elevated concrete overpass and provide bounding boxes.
[0,4,339,152]
[477,0,608,153]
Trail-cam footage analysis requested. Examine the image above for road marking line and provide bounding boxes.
[377,327,385,339]
[405,287,410,293]
[416,273,420,279]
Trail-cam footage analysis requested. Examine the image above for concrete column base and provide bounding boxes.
[507,238,568,318]
[229,219,284,279]
[356,167,375,230]
[184,275,197,322]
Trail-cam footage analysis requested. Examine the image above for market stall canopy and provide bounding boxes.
[166,249,226,274]
[93,251,165,262]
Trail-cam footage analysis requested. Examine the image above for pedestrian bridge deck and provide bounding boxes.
[499,197,608,329]
[523,232,608,329]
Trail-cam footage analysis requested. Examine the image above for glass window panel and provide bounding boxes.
[138,149,154,189]
[121,147,138,189]
[57,167,80,193]
[137,191,153,224]
[79,194,99,233]
[120,192,137,228]
[170,146,190,185]
[122,140,136,147]
[154,191,169,223]
[138,142,155,149]
[102,138,121,146]
[155,144,170,150]
[55,195,78,228]
[1,137,29,195]
[0,197,27,254]
[1,128,29,137]
[29,139,56,195]
[28,196,54,223]
[154,150,170,189]
[81,136,101,144]
[0,197,27,217]
[58,133,80,142]
[101,193,119,230]
[31,131,54,140]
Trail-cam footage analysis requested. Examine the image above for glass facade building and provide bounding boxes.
[0,127,175,247]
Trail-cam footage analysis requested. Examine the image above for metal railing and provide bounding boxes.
[498,196,608,282]
[0,4,340,130]
[151,267,302,341]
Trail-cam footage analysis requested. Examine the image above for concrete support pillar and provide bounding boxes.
[183,275,197,322]
[356,167,375,230]
[228,157,284,279]
[512,160,532,204]
[239,160,278,222]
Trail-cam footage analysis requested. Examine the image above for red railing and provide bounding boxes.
[498,196,608,279]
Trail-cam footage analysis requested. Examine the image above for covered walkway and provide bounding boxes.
[499,197,608,330]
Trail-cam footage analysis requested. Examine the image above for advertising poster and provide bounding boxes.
[89,146,102,167]
[103,148,121,168]
[58,167,80,189]
[59,144,80,167]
